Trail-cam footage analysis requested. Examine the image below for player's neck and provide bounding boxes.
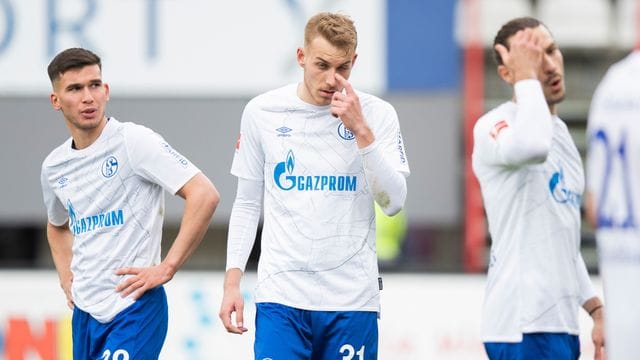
[69,116,109,150]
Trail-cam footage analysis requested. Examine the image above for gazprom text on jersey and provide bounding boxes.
[293,175,356,191]
[71,209,124,235]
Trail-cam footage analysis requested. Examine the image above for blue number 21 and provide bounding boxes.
[591,129,636,230]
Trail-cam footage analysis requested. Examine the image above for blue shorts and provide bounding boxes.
[72,286,168,360]
[255,302,378,360]
[484,333,580,360]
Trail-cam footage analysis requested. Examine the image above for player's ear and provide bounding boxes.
[50,92,61,111]
[296,47,305,68]
[104,83,110,101]
[497,65,514,85]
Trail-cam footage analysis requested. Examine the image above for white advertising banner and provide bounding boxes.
[0,271,602,359]
[0,0,385,96]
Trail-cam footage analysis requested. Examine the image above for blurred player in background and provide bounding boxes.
[586,47,640,360]
[41,47,219,359]
[375,203,407,267]
[218,11,410,359]
[472,17,605,359]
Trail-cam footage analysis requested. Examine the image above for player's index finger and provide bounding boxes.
[114,266,140,275]
[335,73,353,93]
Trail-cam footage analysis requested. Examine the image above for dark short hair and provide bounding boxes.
[493,17,544,65]
[47,47,101,84]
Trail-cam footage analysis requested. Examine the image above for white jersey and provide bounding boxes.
[587,50,640,359]
[41,118,199,323]
[231,83,410,312]
[472,81,595,342]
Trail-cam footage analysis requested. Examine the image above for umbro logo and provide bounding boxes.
[57,177,70,188]
[276,126,292,137]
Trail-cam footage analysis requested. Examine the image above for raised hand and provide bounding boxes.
[331,74,374,148]
[495,27,544,82]
[331,73,365,132]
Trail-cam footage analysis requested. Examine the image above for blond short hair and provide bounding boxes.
[304,12,357,52]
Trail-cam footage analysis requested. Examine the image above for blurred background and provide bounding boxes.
[0,0,635,358]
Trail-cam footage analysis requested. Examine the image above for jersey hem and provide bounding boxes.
[482,326,581,343]
[255,300,379,313]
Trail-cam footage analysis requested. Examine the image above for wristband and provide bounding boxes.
[588,304,603,316]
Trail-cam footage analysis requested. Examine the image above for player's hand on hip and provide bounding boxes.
[63,290,74,310]
[61,275,74,310]
[114,263,174,300]
[219,286,248,334]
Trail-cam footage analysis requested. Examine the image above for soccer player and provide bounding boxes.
[586,47,640,359]
[472,17,605,359]
[41,47,220,359]
[218,12,410,359]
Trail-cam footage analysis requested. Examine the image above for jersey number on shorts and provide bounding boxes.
[340,344,365,360]
[101,349,130,360]
[590,128,637,229]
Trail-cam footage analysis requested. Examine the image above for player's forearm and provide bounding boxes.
[583,296,604,320]
[164,174,219,274]
[576,252,597,304]
[226,203,261,271]
[584,191,597,228]
[224,268,243,290]
[226,178,263,271]
[46,222,73,286]
[352,122,375,149]
[502,80,553,165]
[360,142,407,216]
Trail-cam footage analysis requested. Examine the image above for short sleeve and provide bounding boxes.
[230,101,265,180]
[124,124,200,195]
[41,164,68,226]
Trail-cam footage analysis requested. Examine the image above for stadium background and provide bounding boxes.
[0,0,634,358]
